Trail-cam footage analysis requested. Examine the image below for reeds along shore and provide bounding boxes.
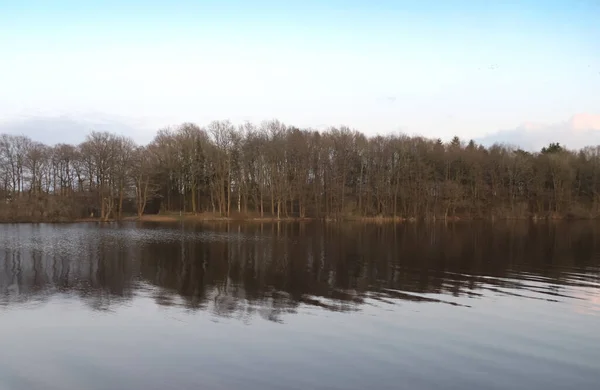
[2,122,600,222]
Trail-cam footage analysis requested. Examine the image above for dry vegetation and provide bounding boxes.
[1,120,600,223]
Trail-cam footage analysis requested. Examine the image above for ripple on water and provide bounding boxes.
[1,222,600,390]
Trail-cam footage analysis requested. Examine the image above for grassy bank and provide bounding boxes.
[2,211,600,224]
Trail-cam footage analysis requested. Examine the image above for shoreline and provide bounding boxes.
[2,213,600,224]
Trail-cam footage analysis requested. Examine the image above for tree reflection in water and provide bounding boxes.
[1,221,599,322]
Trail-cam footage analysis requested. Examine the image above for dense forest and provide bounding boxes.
[1,120,600,222]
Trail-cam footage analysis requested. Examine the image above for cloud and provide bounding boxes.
[4,112,600,153]
[569,113,600,131]
[0,114,154,145]
[476,113,600,151]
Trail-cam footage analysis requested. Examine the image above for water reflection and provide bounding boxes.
[1,222,599,320]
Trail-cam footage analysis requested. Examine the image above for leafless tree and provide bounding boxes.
[2,121,600,222]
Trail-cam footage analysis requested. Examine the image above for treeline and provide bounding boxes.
[1,120,600,222]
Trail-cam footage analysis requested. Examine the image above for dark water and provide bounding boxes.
[1,222,599,390]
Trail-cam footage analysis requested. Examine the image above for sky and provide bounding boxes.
[0,0,599,147]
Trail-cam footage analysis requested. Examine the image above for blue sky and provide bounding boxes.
[0,0,599,144]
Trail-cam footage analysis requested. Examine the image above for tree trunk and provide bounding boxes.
[191,183,197,214]
[118,180,124,219]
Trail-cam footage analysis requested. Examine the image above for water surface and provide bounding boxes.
[1,222,599,390]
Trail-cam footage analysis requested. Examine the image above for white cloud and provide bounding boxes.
[4,112,600,152]
[0,114,156,145]
[476,113,600,151]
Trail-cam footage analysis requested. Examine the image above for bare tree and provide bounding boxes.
[3,122,600,222]
[131,146,160,218]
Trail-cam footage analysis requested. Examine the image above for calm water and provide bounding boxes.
[1,222,599,390]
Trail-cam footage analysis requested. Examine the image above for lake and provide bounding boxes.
[1,221,599,390]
